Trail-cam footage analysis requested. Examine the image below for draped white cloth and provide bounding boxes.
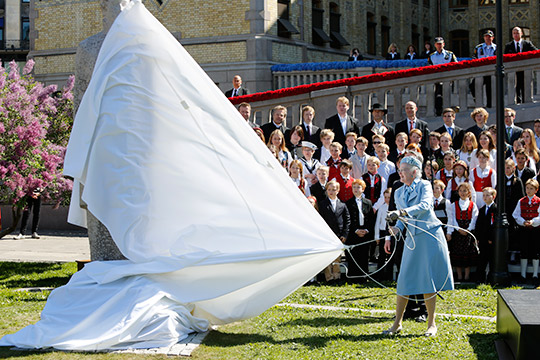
[0,0,343,351]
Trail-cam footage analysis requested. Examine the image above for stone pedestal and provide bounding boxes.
[86,212,126,261]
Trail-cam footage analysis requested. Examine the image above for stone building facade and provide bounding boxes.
[28,0,540,93]
[0,0,30,66]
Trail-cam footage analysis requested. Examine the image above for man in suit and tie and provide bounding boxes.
[504,27,538,103]
[225,75,250,98]
[435,107,464,149]
[361,103,395,154]
[300,106,322,148]
[261,105,290,141]
[394,101,430,149]
[504,108,523,145]
[324,96,361,148]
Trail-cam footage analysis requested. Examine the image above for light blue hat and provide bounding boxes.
[401,155,422,169]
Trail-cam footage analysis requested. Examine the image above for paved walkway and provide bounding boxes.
[0,230,90,263]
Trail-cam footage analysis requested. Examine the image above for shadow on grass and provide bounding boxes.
[2,276,72,289]
[468,333,500,360]
[205,330,424,350]
[0,263,64,281]
[279,316,390,328]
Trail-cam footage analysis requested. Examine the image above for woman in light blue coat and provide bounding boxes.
[383,155,454,337]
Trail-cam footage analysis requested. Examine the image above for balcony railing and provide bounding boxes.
[232,52,540,129]
[0,39,30,51]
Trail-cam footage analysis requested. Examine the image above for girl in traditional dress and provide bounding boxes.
[445,160,476,204]
[446,182,479,282]
[469,149,497,208]
[289,159,308,195]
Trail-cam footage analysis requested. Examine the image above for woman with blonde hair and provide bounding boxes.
[469,130,496,170]
[386,43,401,60]
[456,132,478,165]
[521,128,540,165]
[267,130,291,168]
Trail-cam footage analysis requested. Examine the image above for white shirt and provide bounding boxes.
[329,197,338,212]
[447,198,479,234]
[355,197,365,226]
[469,148,497,171]
[320,146,331,164]
[378,159,396,183]
[338,114,348,135]
[374,202,389,239]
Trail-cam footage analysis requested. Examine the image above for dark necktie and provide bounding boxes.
[516,42,520,53]
[435,199,439,207]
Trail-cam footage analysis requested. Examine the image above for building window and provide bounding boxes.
[381,16,390,57]
[449,29,469,57]
[478,0,495,5]
[412,24,420,52]
[278,0,299,39]
[329,2,349,49]
[312,0,330,46]
[449,0,468,7]
[423,27,431,45]
[367,13,376,55]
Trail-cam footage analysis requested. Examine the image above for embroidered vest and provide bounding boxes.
[362,173,381,204]
[519,196,540,221]
[473,168,493,192]
[455,201,474,221]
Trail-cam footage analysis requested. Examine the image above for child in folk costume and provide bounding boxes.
[289,159,308,195]
[445,160,476,204]
[327,142,343,180]
[309,165,329,205]
[350,136,370,179]
[433,180,451,234]
[435,132,454,170]
[512,179,540,282]
[475,187,497,283]
[446,182,479,281]
[362,156,387,211]
[332,159,355,202]
[319,180,351,283]
[423,159,439,181]
[435,151,455,186]
[469,149,497,209]
[345,179,375,281]
[299,141,321,187]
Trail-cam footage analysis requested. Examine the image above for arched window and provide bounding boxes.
[312,0,331,45]
[449,29,469,57]
[423,27,431,45]
[367,13,376,55]
[329,2,349,49]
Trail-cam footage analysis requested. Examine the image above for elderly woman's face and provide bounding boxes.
[399,163,415,185]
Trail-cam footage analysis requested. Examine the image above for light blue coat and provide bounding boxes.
[394,178,454,295]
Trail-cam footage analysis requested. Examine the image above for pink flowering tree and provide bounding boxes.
[0,59,74,238]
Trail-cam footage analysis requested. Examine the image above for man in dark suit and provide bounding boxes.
[475,188,497,283]
[503,108,523,145]
[225,75,250,98]
[435,107,464,149]
[361,103,395,154]
[324,96,360,148]
[345,179,375,281]
[504,27,538,103]
[394,101,430,149]
[261,105,290,142]
[300,105,322,148]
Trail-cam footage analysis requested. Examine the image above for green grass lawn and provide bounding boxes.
[0,262,508,359]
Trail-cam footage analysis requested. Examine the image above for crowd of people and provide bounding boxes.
[237,96,540,287]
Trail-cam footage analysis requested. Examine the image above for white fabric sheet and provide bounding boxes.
[0,0,343,350]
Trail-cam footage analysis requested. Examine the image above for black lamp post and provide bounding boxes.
[489,0,511,286]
